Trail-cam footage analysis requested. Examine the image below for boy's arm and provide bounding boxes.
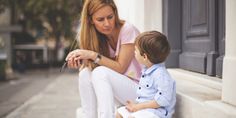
[136,100,160,109]
[126,79,176,112]
[126,100,160,112]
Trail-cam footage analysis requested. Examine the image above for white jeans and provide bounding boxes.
[78,66,138,118]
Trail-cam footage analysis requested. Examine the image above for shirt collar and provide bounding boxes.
[142,63,164,76]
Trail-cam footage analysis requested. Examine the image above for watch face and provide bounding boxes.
[97,54,102,59]
[94,53,101,64]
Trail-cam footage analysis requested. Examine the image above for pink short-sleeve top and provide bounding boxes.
[109,22,141,82]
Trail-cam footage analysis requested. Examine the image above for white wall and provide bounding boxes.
[144,0,162,32]
[222,0,236,106]
[114,0,145,31]
[114,0,162,32]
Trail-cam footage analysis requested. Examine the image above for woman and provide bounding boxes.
[66,0,141,117]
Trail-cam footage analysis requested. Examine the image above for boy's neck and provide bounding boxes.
[145,61,154,68]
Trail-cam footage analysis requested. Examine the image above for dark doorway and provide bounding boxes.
[164,0,225,77]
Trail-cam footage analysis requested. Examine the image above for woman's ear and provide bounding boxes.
[88,16,94,24]
[90,20,94,24]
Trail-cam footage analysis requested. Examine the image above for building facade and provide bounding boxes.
[115,0,236,117]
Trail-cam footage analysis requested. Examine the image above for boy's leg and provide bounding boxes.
[131,110,160,118]
[117,106,131,118]
[116,112,122,118]
[117,107,160,118]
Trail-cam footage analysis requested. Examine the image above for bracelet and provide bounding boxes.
[94,53,101,64]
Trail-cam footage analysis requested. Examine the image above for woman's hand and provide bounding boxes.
[65,49,97,68]
[65,49,81,69]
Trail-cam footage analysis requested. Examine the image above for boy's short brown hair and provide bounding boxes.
[135,31,170,64]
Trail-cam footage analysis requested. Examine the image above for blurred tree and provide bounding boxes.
[1,0,83,63]
[1,0,83,36]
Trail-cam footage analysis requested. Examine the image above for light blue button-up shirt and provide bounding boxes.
[136,63,176,118]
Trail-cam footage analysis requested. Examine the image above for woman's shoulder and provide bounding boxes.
[120,21,140,36]
[121,22,139,31]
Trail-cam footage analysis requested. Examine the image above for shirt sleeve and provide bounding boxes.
[154,74,175,107]
[120,23,140,44]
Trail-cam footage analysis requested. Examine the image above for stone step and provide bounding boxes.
[76,108,85,118]
[169,69,236,118]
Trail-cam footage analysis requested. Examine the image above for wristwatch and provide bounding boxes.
[94,53,102,64]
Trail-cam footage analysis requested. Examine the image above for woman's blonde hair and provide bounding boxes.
[78,0,122,69]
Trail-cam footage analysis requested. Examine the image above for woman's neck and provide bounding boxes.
[107,27,119,41]
[106,27,121,50]
[106,22,124,41]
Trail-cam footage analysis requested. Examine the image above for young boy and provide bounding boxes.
[116,31,176,118]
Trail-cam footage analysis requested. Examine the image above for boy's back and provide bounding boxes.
[137,63,176,118]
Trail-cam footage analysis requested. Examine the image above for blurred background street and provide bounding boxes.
[0,1,83,117]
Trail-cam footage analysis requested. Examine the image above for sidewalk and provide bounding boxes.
[5,72,82,118]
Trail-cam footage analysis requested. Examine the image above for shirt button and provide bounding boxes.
[159,92,162,95]
[139,87,141,90]
[138,97,140,99]
[146,84,149,87]
[142,75,145,78]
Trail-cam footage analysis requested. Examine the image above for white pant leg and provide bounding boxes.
[78,68,97,118]
[92,66,138,118]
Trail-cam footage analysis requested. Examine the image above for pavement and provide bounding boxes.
[0,68,58,118]
[3,69,82,118]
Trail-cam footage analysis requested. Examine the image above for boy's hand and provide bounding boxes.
[125,100,139,112]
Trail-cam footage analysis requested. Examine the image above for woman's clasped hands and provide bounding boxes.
[65,49,97,69]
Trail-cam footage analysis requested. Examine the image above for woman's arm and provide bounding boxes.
[66,44,135,73]
[96,44,134,73]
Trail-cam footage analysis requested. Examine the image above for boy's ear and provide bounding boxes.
[143,53,148,60]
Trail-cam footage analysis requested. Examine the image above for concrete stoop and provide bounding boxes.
[76,108,85,118]
[169,69,236,118]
